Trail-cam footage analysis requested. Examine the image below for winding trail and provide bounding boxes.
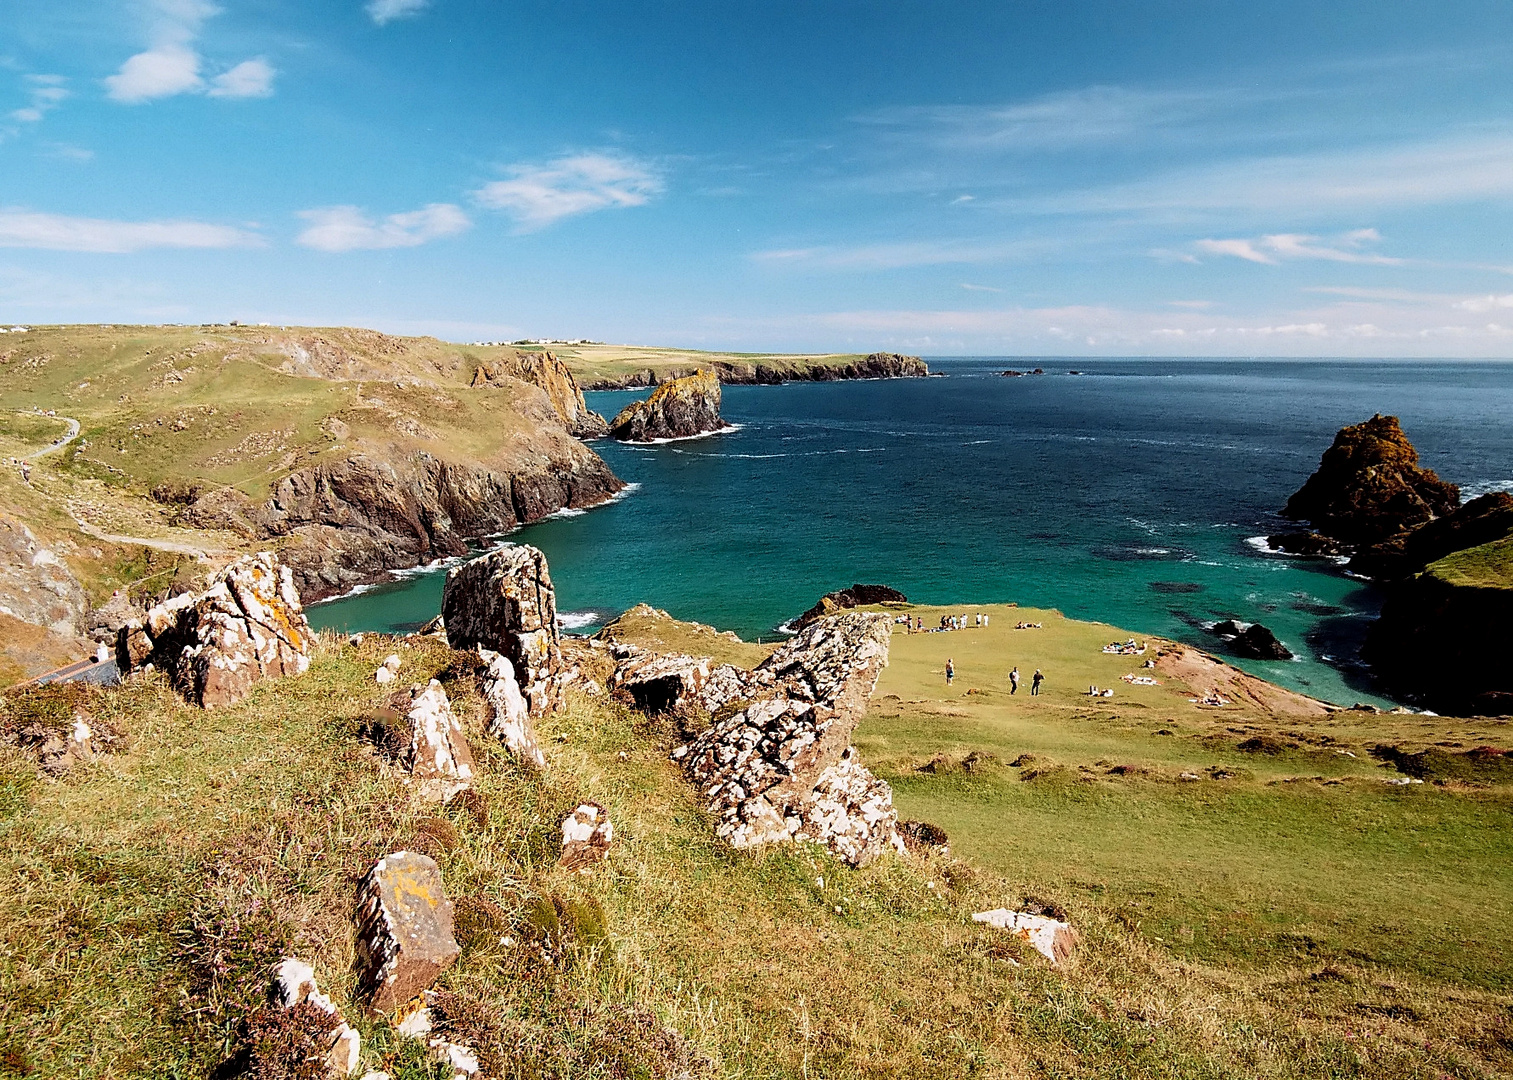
[72,519,222,560]
[27,414,81,458]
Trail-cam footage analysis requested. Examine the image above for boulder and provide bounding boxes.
[1282,414,1459,545]
[403,680,475,802]
[1209,620,1292,660]
[972,908,1080,965]
[478,647,546,768]
[794,583,908,630]
[441,545,563,716]
[117,552,312,708]
[83,590,139,645]
[1263,531,1345,558]
[671,612,901,866]
[559,801,614,871]
[609,369,725,442]
[607,651,758,715]
[354,851,461,1014]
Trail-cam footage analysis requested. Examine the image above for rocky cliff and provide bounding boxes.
[582,352,928,390]
[1281,414,1459,546]
[1351,492,1513,580]
[183,447,622,601]
[609,369,726,442]
[795,584,908,630]
[470,350,609,438]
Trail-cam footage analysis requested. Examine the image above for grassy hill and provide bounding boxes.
[5,603,1510,1078]
[519,342,872,389]
[1426,535,1513,591]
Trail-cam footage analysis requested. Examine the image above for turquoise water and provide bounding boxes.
[308,358,1513,708]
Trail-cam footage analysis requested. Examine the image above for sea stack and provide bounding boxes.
[609,369,726,442]
[1281,414,1459,546]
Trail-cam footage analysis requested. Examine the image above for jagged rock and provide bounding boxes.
[469,350,609,439]
[84,590,139,644]
[1352,491,1513,580]
[477,647,546,768]
[794,583,908,630]
[1264,531,1345,558]
[117,552,312,708]
[0,514,87,638]
[1209,620,1292,660]
[672,612,900,866]
[268,957,362,1076]
[609,369,725,442]
[1283,414,1459,545]
[972,908,1080,965]
[403,680,475,802]
[441,546,563,716]
[354,851,460,1013]
[559,802,614,871]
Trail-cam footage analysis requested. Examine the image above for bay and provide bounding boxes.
[309,357,1513,708]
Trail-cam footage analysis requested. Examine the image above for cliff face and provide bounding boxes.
[471,350,609,438]
[1282,414,1459,545]
[583,352,928,390]
[1352,492,1513,580]
[183,446,622,601]
[1366,538,1513,715]
[609,369,725,442]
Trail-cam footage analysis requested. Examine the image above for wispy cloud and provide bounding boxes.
[474,153,663,231]
[960,282,1003,293]
[106,0,275,103]
[751,237,1052,271]
[9,75,69,125]
[1455,293,1513,313]
[366,0,431,26]
[0,209,262,252]
[1195,228,1403,266]
[295,203,470,252]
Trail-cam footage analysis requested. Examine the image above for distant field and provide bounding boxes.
[524,341,870,388]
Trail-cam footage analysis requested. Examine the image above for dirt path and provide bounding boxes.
[73,519,224,560]
[28,415,81,459]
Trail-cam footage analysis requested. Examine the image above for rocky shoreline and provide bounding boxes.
[580,352,928,390]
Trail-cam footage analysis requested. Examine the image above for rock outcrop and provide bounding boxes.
[609,369,725,442]
[402,680,476,802]
[469,350,609,439]
[0,515,86,639]
[478,647,547,768]
[354,851,461,1014]
[1282,414,1459,546]
[267,958,362,1076]
[118,552,311,708]
[971,908,1080,966]
[441,546,564,717]
[1351,492,1513,581]
[1209,620,1293,661]
[559,802,613,871]
[665,612,905,866]
[794,584,908,630]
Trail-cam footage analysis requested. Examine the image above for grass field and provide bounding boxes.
[1428,536,1513,591]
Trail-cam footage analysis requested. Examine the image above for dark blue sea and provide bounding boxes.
[309,358,1513,708]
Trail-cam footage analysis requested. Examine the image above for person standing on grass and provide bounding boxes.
[1031,668,1044,695]
[946,658,955,685]
[1009,666,1020,694]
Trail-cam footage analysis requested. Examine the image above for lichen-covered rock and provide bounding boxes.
[117,552,312,708]
[1283,414,1459,545]
[403,680,475,802]
[972,908,1080,966]
[609,652,713,713]
[267,957,362,1076]
[559,801,613,871]
[670,612,900,866]
[441,546,563,717]
[354,851,460,1014]
[478,647,546,768]
[609,369,725,442]
[470,350,609,439]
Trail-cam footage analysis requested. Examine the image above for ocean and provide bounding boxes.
[307,357,1513,708]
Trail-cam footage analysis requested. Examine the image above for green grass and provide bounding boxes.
[7,628,1512,1078]
[1427,536,1513,590]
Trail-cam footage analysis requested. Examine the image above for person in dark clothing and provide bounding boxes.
[1031,669,1044,695]
[1009,666,1020,694]
[945,658,955,685]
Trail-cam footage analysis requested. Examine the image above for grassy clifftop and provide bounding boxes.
[1426,535,1513,591]
[5,605,1511,1078]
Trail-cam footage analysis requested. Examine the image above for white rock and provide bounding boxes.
[376,666,395,685]
[972,908,1079,965]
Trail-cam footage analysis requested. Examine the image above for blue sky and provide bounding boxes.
[2,0,1512,355]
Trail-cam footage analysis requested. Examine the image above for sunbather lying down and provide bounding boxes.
[1085,686,1116,697]
[1121,674,1159,686]
[1016,621,1045,629]
[1190,689,1231,707]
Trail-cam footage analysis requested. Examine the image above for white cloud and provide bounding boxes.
[1455,293,1513,313]
[295,203,470,252]
[1195,229,1403,266]
[474,153,663,231]
[750,237,1052,271]
[9,75,68,124]
[366,0,431,25]
[208,58,275,99]
[106,0,272,104]
[1194,238,1276,264]
[960,282,1003,293]
[105,45,202,103]
[0,210,261,252]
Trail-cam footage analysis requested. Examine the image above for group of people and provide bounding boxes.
[1102,638,1147,656]
[945,659,1043,695]
[905,612,991,634]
